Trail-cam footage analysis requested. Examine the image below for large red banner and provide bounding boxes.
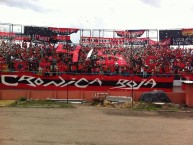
[14,35,31,41]
[0,72,174,92]
[0,32,15,37]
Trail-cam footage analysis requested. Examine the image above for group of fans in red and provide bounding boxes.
[0,40,193,78]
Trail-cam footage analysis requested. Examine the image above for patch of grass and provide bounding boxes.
[0,100,16,107]
[131,102,160,111]
[8,99,74,108]
[131,102,180,112]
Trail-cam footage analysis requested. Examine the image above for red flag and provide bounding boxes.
[159,37,171,46]
[116,56,127,66]
[148,38,171,46]
[105,59,115,66]
[72,45,81,62]
[56,43,67,53]
[97,50,104,56]
[148,39,158,46]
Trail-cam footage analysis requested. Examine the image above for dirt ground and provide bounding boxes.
[0,105,193,145]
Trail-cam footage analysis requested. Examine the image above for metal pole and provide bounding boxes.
[131,35,134,107]
[67,74,69,104]
[66,41,69,104]
[80,29,82,44]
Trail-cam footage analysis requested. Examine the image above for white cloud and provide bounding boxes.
[139,0,161,7]
[0,0,50,12]
[0,0,193,30]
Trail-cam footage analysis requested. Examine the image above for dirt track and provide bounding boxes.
[0,105,193,145]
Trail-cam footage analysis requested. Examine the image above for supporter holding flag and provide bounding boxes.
[86,48,93,60]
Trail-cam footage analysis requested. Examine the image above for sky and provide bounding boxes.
[0,0,193,29]
[0,0,193,43]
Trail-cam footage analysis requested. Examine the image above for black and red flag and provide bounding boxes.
[48,27,79,35]
[115,30,145,38]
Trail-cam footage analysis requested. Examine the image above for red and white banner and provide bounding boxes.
[81,37,118,44]
[34,34,50,42]
[0,32,31,41]
[14,35,31,41]
[0,32,15,37]
[123,37,147,45]
[0,72,174,92]
[52,35,71,41]
[81,37,148,46]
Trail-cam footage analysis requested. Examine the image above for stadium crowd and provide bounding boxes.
[0,40,193,77]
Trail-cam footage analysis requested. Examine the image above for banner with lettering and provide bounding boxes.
[14,34,31,41]
[80,37,148,46]
[34,34,51,42]
[159,30,193,45]
[0,72,174,92]
[48,27,79,35]
[54,35,71,42]
[24,26,74,43]
[24,26,53,36]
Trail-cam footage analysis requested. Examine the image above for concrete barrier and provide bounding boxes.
[106,96,132,103]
